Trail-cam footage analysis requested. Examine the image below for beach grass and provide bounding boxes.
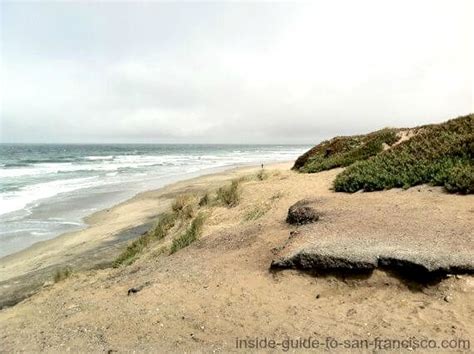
[149,212,178,239]
[53,267,72,283]
[198,192,210,207]
[113,210,178,267]
[113,168,286,265]
[243,203,271,221]
[216,180,241,207]
[171,194,196,219]
[114,190,211,266]
[170,212,206,254]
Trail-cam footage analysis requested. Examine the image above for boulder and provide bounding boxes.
[286,200,319,225]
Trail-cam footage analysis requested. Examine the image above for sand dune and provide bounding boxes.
[0,163,473,351]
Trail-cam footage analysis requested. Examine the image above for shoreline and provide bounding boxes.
[0,161,292,308]
[1,160,290,263]
[0,159,293,259]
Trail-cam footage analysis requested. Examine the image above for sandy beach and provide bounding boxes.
[0,161,472,351]
[0,162,290,309]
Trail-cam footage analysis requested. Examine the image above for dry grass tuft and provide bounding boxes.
[216,180,241,207]
[53,267,72,283]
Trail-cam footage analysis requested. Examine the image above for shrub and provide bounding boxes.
[300,128,400,173]
[444,162,474,194]
[333,115,473,193]
[216,180,241,207]
[170,213,206,253]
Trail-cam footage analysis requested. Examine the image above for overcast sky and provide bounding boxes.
[0,0,472,144]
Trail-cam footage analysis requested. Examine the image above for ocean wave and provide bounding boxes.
[30,231,51,236]
[20,158,79,164]
[0,154,191,178]
[0,160,151,178]
[3,162,34,168]
[84,155,115,161]
[0,176,100,216]
[0,148,311,217]
[0,163,92,178]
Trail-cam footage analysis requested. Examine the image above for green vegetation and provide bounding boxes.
[113,211,178,267]
[53,267,72,283]
[334,115,473,193]
[444,163,474,193]
[149,212,178,239]
[294,114,473,194]
[296,128,400,173]
[114,177,251,266]
[216,179,241,207]
[171,194,196,219]
[170,213,206,253]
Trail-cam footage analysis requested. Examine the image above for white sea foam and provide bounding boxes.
[0,156,168,178]
[30,231,51,236]
[0,163,90,178]
[84,155,114,160]
[0,149,308,215]
[0,176,100,216]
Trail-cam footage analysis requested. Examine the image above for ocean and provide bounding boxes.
[0,144,309,258]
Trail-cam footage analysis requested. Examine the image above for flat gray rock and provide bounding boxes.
[272,187,474,277]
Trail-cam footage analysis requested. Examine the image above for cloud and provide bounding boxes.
[1,0,472,143]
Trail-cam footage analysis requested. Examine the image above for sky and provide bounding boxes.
[0,0,472,144]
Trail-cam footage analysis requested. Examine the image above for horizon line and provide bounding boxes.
[0,142,313,146]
